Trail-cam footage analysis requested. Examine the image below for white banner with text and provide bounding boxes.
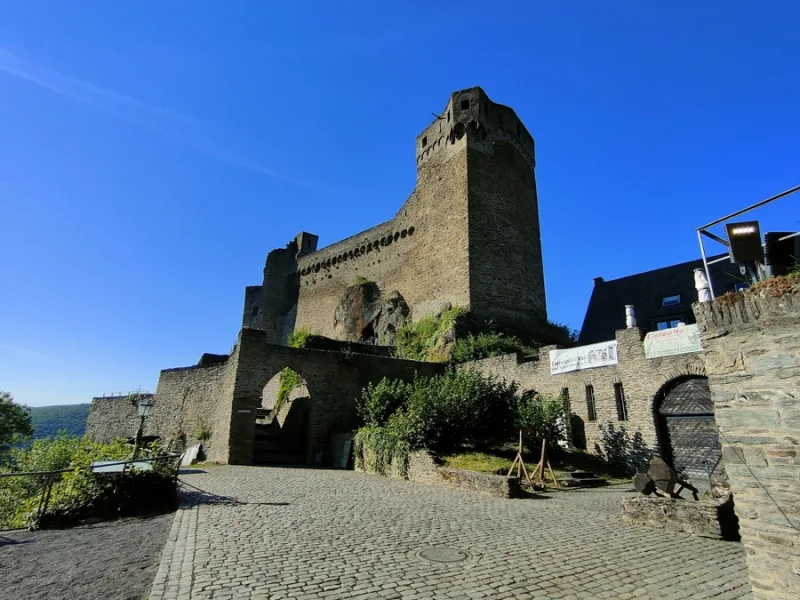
[644,324,703,359]
[549,340,619,375]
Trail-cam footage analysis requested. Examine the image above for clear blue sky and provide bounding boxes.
[1,2,798,407]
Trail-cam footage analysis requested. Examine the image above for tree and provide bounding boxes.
[0,391,34,452]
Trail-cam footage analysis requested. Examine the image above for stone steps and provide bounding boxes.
[564,471,607,487]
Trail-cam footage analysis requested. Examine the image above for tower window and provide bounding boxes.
[585,384,597,422]
[614,383,627,421]
[251,306,259,317]
[662,294,681,307]
[447,111,450,122]
[460,99,470,110]
[422,136,427,147]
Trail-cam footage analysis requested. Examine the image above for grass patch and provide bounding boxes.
[441,451,512,475]
[440,447,632,484]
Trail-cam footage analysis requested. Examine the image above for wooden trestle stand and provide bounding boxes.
[508,429,561,490]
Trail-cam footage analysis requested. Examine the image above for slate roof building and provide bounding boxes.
[578,254,745,345]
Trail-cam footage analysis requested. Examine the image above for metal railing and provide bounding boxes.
[0,454,181,530]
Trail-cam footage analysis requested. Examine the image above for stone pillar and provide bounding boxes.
[694,283,800,599]
[625,305,637,328]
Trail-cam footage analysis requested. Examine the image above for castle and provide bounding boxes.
[243,86,547,343]
[88,87,711,473]
[83,88,800,597]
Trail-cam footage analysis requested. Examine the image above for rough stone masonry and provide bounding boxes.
[694,280,800,600]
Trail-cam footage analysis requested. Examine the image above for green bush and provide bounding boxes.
[515,392,568,445]
[394,306,468,362]
[0,391,33,455]
[194,422,212,442]
[389,369,517,452]
[275,368,304,411]
[357,378,412,427]
[0,434,177,530]
[451,332,539,363]
[287,328,312,348]
[353,369,519,475]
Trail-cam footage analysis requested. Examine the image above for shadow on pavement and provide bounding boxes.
[178,480,290,507]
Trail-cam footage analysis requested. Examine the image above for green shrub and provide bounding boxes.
[390,369,517,452]
[287,328,312,348]
[275,368,304,411]
[357,378,412,427]
[0,435,177,530]
[515,391,568,446]
[353,425,405,476]
[194,422,212,442]
[394,306,468,362]
[451,332,539,363]
[352,275,371,286]
[0,391,33,455]
[353,369,518,474]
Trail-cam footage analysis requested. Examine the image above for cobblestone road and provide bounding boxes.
[150,466,752,600]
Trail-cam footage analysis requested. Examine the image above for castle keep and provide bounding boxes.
[244,87,547,342]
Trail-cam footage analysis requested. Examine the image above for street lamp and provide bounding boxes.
[132,399,154,459]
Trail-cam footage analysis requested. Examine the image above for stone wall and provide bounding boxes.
[153,357,238,464]
[226,328,444,465]
[248,87,546,343]
[87,360,237,463]
[357,450,522,499]
[621,494,739,540]
[694,282,800,599]
[462,327,707,470]
[87,329,444,466]
[85,394,154,443]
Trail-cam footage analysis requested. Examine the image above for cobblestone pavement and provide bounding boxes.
[150,466,752,600]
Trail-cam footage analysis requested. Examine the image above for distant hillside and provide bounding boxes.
[29,404,90,439]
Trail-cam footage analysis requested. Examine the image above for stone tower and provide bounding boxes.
[245,87,547,341]
[414,87,546,332]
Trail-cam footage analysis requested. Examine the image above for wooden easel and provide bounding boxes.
[529,437,561,489]
[507,429,535,488]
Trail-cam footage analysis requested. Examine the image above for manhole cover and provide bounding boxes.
[417,547,470,563]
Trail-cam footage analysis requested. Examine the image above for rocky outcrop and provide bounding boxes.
[333,282,409,345]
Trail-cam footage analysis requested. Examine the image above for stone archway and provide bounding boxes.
[653,376,722,482]
[253,369,312,465]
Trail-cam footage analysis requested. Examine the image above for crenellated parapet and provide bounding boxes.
[415,87,535,170]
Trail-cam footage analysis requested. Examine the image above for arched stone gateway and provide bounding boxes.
[654,376,722,482]
[254,369,312,465]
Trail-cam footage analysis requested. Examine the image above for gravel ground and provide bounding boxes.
[0,511,174,600]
